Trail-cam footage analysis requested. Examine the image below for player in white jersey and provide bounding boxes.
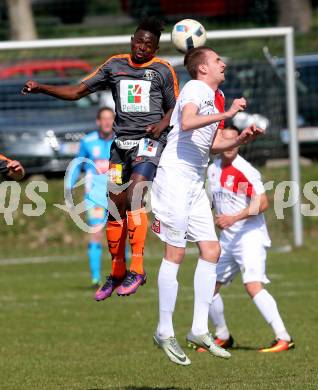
[207,122,294,353]
[151,46,264,365]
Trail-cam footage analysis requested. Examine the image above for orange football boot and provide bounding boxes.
[259,338,295,353]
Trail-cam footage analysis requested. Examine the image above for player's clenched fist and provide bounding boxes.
[227,97,247,118]
[215,214,237,230]
[146,123,162,138]
[21,80,41,94]
[7,160,25,181]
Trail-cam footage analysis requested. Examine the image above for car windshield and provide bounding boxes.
[296,65,318,94]
[271,61,314,95]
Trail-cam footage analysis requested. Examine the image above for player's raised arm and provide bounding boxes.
[211,124,264,153]
[181,97,246,132]
[21,80,90,101]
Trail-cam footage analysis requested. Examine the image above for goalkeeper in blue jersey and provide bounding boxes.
[66,107,116,287]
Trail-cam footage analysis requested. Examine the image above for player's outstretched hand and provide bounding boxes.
[216,214,237,230]
[238,124,264,145]
[21,80,41,94]
[146,123,162,138]
[7,160,25,181]
[227,97,247,118]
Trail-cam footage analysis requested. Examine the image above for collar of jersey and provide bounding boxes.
[98,130,115,141]
[128,55,158,68]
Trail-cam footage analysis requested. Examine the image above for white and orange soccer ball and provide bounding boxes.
[171,19,207,53]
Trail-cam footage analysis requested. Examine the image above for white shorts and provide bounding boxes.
[151,165,218,247]
[217,229,270,285]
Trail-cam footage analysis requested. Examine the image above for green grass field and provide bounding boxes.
[0,164,318,389]
[0,239,317,389]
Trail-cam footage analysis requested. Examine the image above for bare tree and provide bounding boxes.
[276,0,312,33]
[6,0,38,40]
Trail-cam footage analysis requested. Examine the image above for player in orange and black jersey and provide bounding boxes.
[0,154,25,182]
[22,17,179,298]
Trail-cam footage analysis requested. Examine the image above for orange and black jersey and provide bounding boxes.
[82,54,179,142]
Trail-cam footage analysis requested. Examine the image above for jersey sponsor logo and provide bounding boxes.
[137,138,159,157]
[213,191,235,203]
[93,146,101,158]
[151,217,161,234]
[95,159,109,174]
[128,84,141,103]
[204,100,215,107]
[120,80,151,113]
[115,139,139,150]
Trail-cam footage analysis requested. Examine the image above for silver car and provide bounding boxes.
[0,78,99,174]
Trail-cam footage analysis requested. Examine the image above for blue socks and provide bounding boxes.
[88,242,102,283]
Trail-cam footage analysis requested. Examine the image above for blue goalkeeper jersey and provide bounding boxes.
[66,131,114,209]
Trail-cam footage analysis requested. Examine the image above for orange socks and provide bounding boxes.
[106,219,127,279]
[107,208,148,277]
[127,207,148,275]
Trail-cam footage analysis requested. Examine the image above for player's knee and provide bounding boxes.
[108,190,127,220]
[165,246,185,264]
[244,281,263,298]
[200,241,221,262]
[108,208,126,220]
[126,182,149,211]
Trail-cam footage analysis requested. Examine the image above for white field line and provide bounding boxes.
[0,255,81,266]
[0,250,193,266]
[0,287,316,307]
[0,245,292,267]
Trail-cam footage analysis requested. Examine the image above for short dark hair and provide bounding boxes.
[184,46,215,79]
[96,106,115,119]
[135,16,164,43]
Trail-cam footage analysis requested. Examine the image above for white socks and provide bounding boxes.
[253,289,291,342]
[157,258,217,338]
[191,258,217,336]
[209,293,230,340]
[209,289,291,342]
[157,258,179,339]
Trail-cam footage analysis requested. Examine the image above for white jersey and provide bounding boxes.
[207,154,271,246]
[159,79,223,171]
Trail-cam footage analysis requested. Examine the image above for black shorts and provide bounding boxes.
[109,136,166,184]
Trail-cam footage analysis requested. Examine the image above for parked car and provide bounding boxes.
[0,78,99,174]
[271,54,318,159]
[0,59,92,79]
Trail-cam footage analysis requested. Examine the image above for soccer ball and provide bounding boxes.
[171,19,207,53]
